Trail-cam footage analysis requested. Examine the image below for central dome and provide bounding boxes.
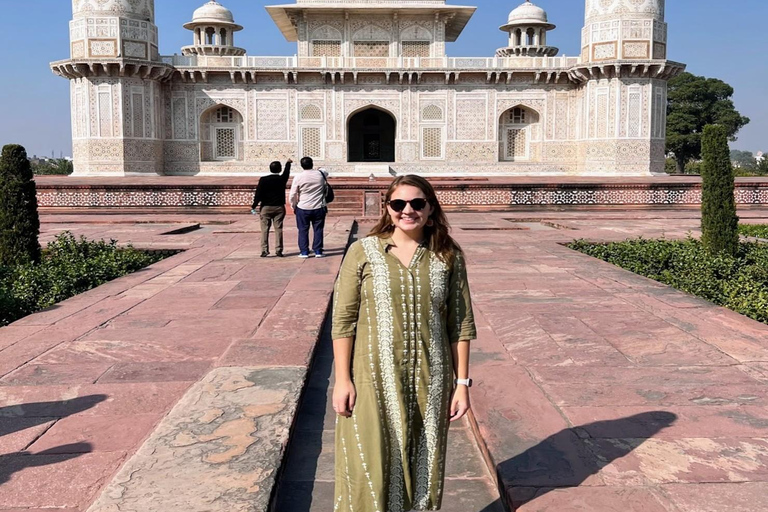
[507,1,549,25]
[192,1,235,24]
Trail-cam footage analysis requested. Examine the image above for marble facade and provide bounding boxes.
[52,0,685,177]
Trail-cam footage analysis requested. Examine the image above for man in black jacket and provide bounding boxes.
[252,159,292,257]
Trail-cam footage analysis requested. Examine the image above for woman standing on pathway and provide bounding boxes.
[331,175,476,512]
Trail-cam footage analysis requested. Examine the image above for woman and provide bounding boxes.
[332,175,476,512]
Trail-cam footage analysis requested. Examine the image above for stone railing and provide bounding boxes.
[161,54,580,70]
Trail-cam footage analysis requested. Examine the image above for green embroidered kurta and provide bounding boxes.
[332,236,477,512]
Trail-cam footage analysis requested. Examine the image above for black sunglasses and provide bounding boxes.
[387,198,428,212]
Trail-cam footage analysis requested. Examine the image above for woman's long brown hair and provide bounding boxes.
[368,175,462,266]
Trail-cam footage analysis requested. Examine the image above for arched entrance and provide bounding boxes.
[347,108,396,162]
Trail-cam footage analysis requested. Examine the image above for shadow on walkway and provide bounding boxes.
[497,411,677,510]
[0,395,108,439]
[0,396,107,485]
[0,443,94,485]
[271,319,333,511]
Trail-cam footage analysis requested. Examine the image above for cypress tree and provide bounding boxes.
[0,144,41,266]
[700,125,739,256]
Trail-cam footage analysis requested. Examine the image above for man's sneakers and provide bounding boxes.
[298,254,310,259]
[314,253,325,258]
[261,251,269,258]
[276,252,284,258]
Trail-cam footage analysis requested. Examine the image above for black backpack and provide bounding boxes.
[320,171,335,204]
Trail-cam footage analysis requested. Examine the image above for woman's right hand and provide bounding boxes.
[332,379,356,417]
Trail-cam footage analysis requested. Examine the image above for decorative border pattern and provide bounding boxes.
[35,181,768,211]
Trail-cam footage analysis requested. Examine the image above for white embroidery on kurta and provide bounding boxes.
[361,237,405,512]
[354,416,382,512]
[339,426,354,511]
[414,254,449,509]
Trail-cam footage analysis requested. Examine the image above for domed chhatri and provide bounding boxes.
[187,1,239,27]
[504,1,552,28]
[497,0,559,57]
[182,1,245,57]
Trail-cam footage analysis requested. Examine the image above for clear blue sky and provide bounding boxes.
[1,0,766,158]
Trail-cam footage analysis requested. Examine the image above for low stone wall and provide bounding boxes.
[35,176,768,216]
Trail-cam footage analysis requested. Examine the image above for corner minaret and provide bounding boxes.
[581,0,667,63]
[69,0,159,62]
[52,0,172,176]
[574,0,683,175]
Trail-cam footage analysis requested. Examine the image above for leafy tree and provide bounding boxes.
[757,157,768,176]
[666,72,750,173]
[0,145,41,266]
[31,158,73,176]
[730,149,757,170]
[700,126,739,257]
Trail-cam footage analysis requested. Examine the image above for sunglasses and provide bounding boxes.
[387,198,428,212]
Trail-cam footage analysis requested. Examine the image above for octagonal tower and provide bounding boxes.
[70,0,159,62]
[574,0,681,175]
[581,0,667,63]
[53,0,172,176]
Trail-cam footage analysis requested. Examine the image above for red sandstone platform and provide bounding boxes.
[34,175,768,216]
[1,209,768,511]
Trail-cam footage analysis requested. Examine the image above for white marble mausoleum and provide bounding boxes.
[52,0,684,177]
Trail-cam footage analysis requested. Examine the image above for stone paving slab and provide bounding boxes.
[86,367,306,512]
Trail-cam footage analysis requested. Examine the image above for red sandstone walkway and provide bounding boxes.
[451,211,768,511]
[1,209,768,511]
[0,215,352,510]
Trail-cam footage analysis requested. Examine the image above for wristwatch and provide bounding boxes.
[454,378,473,387]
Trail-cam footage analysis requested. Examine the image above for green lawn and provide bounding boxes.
[569,237,768,324]
[1,233,166,327]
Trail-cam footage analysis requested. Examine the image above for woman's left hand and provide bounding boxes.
[449,385,470,422]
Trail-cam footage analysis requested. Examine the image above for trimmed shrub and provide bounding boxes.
[683,161,702,175]
[700,125,739,257]
[0,145,41,266]
[739,224,768,239]
[569,238,768,325]
[0,232,165,327]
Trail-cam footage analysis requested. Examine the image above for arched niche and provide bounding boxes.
[498,105,540,162]
[352,25,391,58]
[200,104,244,162]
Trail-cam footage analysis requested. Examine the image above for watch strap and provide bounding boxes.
[455,378,473,387]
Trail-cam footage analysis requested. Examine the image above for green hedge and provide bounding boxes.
[0,232,165,327]
[739,224,768,239]
[568,238,768,324]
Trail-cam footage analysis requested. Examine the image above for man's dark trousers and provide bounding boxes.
[295,207,326,255]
